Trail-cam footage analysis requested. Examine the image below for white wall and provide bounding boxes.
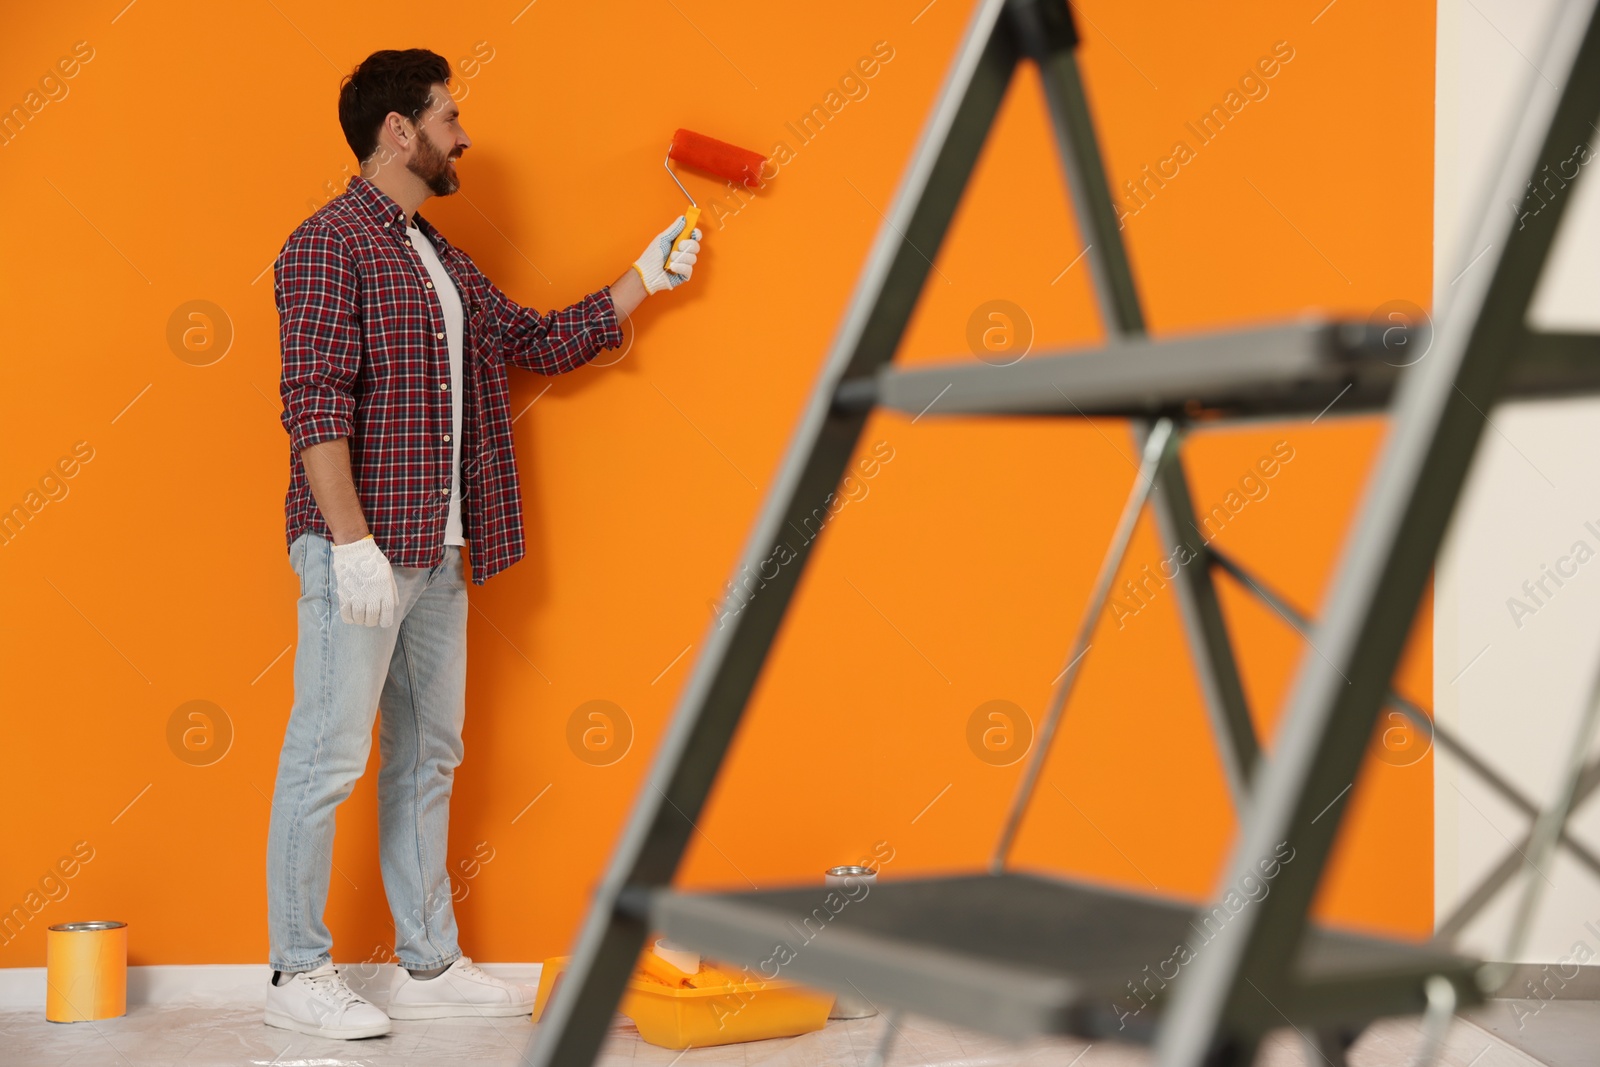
[1435,0,1600,965]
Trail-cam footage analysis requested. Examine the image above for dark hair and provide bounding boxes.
[338,49,451,163]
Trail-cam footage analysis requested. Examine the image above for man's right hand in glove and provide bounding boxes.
[607,215,705,318]
[630,215,702,295]
[331,534,399,627]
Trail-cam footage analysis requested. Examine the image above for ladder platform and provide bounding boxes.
[832,320,1600,421]
[626,871,1483,1042]
[840,319,1401,420]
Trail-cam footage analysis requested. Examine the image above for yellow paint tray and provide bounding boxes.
[532,954,835,1049]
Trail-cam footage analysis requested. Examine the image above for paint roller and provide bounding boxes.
[662,128,767,274]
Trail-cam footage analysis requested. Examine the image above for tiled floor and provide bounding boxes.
[1464,999,1599,1067]
[0,998,1558,1067]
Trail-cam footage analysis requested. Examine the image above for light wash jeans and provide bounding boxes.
[267,531,467,973]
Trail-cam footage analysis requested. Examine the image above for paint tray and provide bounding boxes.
[532,954,835,1049]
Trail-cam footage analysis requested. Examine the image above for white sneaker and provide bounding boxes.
[264,962,391,1039]
[387,956,537,1019]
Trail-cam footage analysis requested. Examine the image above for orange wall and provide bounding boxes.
[0,0,1435,968]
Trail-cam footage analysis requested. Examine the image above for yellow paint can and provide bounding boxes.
[46,921,127,1023]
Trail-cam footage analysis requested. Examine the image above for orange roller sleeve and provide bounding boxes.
[669,128,768,189]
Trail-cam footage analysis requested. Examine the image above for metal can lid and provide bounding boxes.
[48,921,127,932]
[825,865,876,878]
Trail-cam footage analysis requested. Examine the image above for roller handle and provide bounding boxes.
[668,205,701,276]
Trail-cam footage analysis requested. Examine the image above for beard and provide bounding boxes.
[408,127,460,197]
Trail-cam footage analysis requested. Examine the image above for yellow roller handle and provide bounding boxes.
[668,205,701,276]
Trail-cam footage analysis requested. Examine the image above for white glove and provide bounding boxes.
[331,535,398,627]
[631,215,702,295]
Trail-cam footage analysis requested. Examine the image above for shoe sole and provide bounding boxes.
[264,1009,391,1039]
[386,1001,533,1020]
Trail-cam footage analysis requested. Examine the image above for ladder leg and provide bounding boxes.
[1154,3,1600,1063]
[864,1008,905,1067]
[1009,0,1144,335]
[1483,651,1600,989]
[1148,452,1261,807]
[1407,976,1457,1067]
[1015,0,1261,807]
[522,3,1023,1064]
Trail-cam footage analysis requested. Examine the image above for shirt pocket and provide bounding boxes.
[466,292,503,367]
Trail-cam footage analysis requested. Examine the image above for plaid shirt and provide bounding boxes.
[275,175,624,584]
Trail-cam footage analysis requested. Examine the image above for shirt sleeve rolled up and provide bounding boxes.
[276,220,363,453]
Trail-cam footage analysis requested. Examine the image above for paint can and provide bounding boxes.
[824,866,878,1019]
[46,921,127,1023]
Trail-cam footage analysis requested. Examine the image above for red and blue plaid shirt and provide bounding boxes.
[275,175,624,584]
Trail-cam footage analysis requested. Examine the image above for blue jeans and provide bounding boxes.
[267,531,467,973]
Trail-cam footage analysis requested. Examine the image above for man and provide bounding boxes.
[265,48,701,1040]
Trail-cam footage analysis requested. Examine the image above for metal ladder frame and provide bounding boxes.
[524,1,1600,1063]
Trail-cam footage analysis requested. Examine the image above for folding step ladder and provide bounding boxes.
[525,1,1600,1063]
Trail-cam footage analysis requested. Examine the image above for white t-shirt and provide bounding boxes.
[407,223,466,547]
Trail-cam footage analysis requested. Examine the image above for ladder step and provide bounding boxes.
[830,320,1600,421]
[846,319,1399,420]
[627,872,1482,1042]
